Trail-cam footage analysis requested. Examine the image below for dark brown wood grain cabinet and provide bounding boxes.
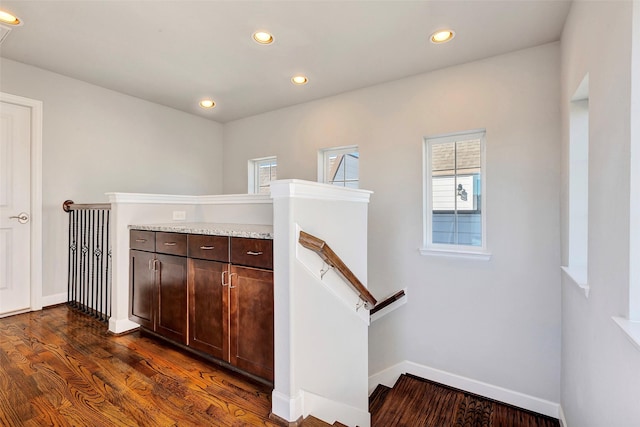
[129,249,155,330]
[129,230,188,345]
[188,258,228,359]
[229,264,274,381]
[155,253,187,344]
[130,229,274,383]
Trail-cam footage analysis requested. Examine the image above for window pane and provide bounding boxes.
[252,157,277,194]
[430,138,482,247]
[324,148,359,188]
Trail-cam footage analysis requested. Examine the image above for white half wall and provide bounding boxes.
[0,58,224,301]
[223,44,562,405]
[106,192,273,334]
[271,180,371,427]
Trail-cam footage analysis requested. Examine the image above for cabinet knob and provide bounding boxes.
[247,251,263,256]
[164,242,177,246]
[200,246,215,250]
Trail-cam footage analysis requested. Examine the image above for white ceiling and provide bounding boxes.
[0,1,572,123]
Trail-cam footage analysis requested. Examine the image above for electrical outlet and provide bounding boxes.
[172,210,186,221]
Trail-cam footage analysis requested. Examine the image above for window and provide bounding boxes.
[562,74,589,294]
[248,156,277,194]
[421,130,488,258]
[318,146,359,188]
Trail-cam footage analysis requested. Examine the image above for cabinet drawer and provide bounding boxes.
[130,230,155,252]
[188,235,229,262]
[230,237,273,270]
[155,232,187,256]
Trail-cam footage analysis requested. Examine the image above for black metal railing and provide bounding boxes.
[64,200,112,322]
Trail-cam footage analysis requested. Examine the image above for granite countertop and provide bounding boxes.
[128,222,274,239]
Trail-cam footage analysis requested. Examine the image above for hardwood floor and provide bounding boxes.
[0,305,280,426]
[1,305,560,427]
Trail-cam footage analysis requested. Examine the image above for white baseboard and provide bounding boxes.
[271,390,304,423]
[302,390,370,427]
[559,405,568,427]
[368,360,560,419]
[108,317,140,334]
[41,292,67,307]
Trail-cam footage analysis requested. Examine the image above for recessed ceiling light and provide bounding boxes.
[291,75,308,85]
[199,99,215,109]
[253,31,274,45]
[430,29,455,44]
[0,10,23,26]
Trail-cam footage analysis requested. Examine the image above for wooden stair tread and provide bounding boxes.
[369,383,392,416]
[300,415,348,426]
[370,374,560,427]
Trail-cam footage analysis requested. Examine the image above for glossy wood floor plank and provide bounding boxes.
[0,305,282,426]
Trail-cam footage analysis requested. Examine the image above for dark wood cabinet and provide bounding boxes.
[229,265,274,381]
[155,253,187,344]
[130,229,274,383]
[129,232,188,345]
[188,258,228,359]
[130,249,155,330]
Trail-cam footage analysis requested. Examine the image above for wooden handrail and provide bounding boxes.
[370,289,405,315]
[63,200,111,212]
[298,230,377,308]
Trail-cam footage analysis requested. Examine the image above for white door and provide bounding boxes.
[0,101,32,316]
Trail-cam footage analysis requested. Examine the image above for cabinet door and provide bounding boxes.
[156,254,188,344]
[188,258,228,360]
[130,250,155,330]
[229,265,274,381]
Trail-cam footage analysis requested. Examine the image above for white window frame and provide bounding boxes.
[248,156,277,194]
[421,129,490,260]
[317,145,359,188]
[561,74,590,297]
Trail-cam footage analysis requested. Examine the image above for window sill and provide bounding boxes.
[561,266,589,298]
[419,247,492,261]
[612,317,640,352]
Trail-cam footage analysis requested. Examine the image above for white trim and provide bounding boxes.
[612,317,640,352]
[368,360,560,418]
[423,129,487,254]
[271,390,304,423]
[41,292,67,307]
[561,266,590,298]
[419,247,492,260]
[106,192,272,205]
[270,179,372,203]
[302,390,370,427]
[0,92,43,312]
[108,317,140,334]
[559,405,569,427]
[370,288,408,323]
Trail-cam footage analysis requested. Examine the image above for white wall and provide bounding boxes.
[0,58,224,300]
[224,44,562,405]
[560,2,640,426]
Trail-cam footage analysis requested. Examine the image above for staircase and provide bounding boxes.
[367,374,561,427]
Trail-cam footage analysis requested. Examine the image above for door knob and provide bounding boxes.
[9,212,29,224]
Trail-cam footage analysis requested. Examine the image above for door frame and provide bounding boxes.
[1,92,43,311]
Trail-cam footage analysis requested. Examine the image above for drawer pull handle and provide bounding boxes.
[164,242,177,246]
[247,251,263,256]
[135,239,146,243]
[200,245,215,250]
